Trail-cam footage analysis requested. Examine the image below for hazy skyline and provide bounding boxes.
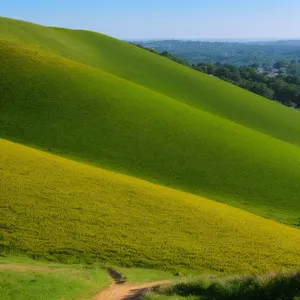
[2,0,300,40]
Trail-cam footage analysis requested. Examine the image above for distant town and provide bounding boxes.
[257,66,286,78]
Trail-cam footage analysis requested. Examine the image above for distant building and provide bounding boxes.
[257,68,265,74]
[256,67,281,78]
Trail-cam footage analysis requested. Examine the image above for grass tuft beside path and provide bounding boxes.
[145,272,300,300]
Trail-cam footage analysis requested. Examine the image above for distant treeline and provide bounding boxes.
[137,39,300,66]
[135,44,190,66]
[135,43,300,108]
[195,62,300,108]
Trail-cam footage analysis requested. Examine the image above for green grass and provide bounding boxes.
[144,295,198,300]
[1,138,300,273]
[2,17,300,225]
[146,272,300,300]
[2,17,300,274]
[114,267,176,283]
[1,40,300,226]
[1,16,300,148]
[0,255,173,283]
[0,255,110,300]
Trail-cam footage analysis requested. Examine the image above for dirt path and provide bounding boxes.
[93,280,170,300]
[0,263,170,299]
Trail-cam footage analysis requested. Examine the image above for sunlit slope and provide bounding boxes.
[1,138,300,273]
[1,17,300,146]
[1,41,300,225]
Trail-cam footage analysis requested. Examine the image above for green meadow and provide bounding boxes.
[0,255,175,300]
[0,256,110,300]
[1,138,300,273]
[2,16,300,147]
[1,16,300,281]
[1,37,300,225]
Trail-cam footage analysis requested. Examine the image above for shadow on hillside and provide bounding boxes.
[107,267,126,284]
[123,287,154,300]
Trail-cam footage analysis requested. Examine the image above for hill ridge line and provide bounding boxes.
[1,39,297,151]
[1,136,299,229]
[0,18,300,147]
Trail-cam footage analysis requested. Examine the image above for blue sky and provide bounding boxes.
[2,0,300,40]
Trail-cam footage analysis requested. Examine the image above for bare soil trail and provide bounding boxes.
[93,279,171,300]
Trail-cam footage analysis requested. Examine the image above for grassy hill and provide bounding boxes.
[1,138,300,273]
[1,17,300,275]
[2,17,300,147]
[1,37,300,225]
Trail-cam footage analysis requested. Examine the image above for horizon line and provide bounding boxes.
[126,37,300,42]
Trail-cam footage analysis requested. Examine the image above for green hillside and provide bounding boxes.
[1,16,300,146]
[0,256,110,300]
[145,271,300,300]
[1,25,300,225]
[1,138,300,273]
